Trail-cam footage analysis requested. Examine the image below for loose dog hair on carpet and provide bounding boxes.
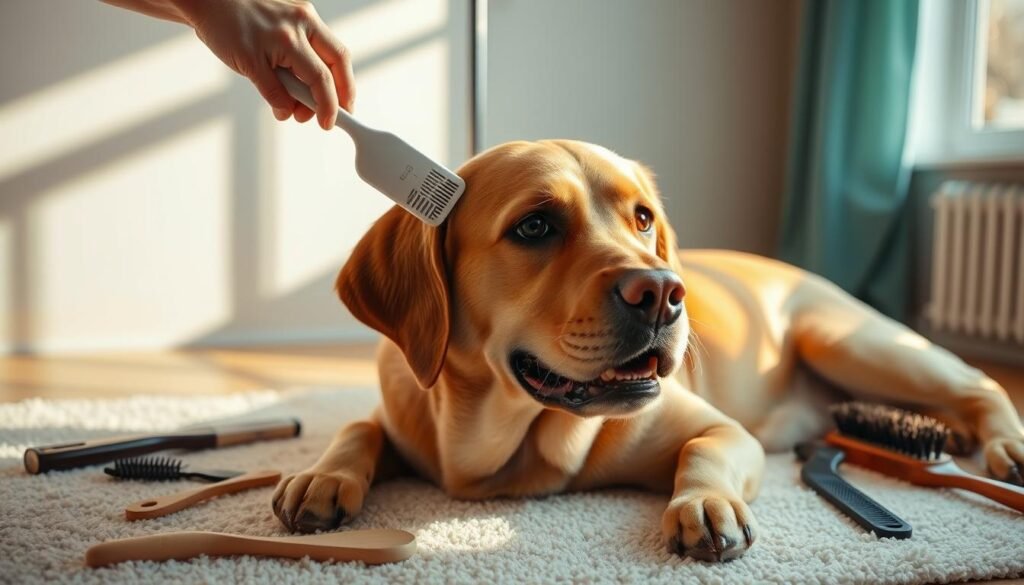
[1,388,1021,585]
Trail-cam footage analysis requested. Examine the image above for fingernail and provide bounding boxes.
[333,507,347,527]
[668,535,684,556]
[1008,464,1023,486]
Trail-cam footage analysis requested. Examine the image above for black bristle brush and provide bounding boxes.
[827,402,1024,513]
[105,456,242,482]
[24,417,300,474]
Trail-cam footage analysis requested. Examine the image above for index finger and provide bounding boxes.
[308,24,356,113]
[287,38,339,130]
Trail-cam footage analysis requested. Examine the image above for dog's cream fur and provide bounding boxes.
[272,140,1024,561]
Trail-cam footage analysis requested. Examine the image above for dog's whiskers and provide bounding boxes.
[685,315,722,333]
[686,328,708,376]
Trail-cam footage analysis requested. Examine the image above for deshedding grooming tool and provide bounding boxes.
[275,68,465,226]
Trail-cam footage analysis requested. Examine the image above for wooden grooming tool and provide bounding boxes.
[84,529,417,567]
[829,402,1024,513]
[124,469,281,520]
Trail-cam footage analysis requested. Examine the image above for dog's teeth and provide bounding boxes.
[600,369,616,382]
[645,356,658,378]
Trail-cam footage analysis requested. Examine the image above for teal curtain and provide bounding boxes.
[779,0,919,320]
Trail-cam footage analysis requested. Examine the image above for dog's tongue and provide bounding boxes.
[524,374,573,397]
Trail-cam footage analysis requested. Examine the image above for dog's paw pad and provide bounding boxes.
[983,436,1024,486]
[294,507,345,533]
[271,470,366,533]
[662,492,756,562]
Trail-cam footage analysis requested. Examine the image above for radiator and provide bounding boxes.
[927,181,1024,345]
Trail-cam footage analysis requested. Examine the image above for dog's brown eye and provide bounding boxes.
[635,207,654,233]
[515,214,552,240]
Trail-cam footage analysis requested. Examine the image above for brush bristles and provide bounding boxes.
[107,456,184,480]
[830,402,949,460]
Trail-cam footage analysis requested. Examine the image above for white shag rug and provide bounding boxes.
[1,388,1022,585]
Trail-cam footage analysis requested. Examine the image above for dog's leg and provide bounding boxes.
[272,416,394,532]
[663,422,765,562]
[794,286,1024,485]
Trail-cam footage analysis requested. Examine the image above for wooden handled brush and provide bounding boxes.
[827,402,1024,513]
[24,418,301,474]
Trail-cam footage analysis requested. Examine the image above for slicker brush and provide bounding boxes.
[105,456,242,482]
[827,402,1024,513]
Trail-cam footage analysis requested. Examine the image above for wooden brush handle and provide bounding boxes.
[84,529,417,567]
[927,461,1024,513]
[125,470,281,520]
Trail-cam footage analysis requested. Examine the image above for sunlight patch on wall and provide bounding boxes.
[27,118,232,351]
[266,30,451,298]
[0,33,229,182]
[332,0,447,59]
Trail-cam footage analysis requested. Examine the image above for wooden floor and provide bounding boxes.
[0,342,380,402]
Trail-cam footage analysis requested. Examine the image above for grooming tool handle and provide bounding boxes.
[125,469,282,520]
[925,460,1024,513]
[24,433,214,474]
[800,445,912,539]
[214,419,301,447]
[275,68,365,135]
[85,529,418,567]
[24,418,300,474]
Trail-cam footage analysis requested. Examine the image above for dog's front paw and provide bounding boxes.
[983,435,1024,485]
[272,469,369,533]
[662,491,757,562]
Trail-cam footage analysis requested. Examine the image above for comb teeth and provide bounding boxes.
[830,402,949,460]
[107,456,184,480]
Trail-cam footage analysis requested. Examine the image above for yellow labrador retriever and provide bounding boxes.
[272,140,1024,561]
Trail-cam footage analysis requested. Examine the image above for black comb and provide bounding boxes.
[104,456,242,482]
[795,441,913,539]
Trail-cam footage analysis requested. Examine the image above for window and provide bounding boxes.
[912,0,1024,164]
[975,0,1024,130]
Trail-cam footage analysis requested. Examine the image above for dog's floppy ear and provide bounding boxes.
[336,206,449,389]
[634,163,685,275]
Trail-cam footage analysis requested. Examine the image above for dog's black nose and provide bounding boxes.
[615,269,685,327]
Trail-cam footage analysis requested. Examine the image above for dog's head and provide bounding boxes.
[338,140,688,416]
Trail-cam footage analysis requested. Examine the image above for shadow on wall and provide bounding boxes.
[0,0,470,354]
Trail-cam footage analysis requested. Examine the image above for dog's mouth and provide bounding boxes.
[510,350,661,411]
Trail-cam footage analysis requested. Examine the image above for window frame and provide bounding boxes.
[914,0,1024,165]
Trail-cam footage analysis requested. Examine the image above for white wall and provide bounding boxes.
[485,0,798,253]
[0,0,470,353]
[0,0,796,354]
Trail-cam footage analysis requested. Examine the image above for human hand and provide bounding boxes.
[177,0,355,129]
